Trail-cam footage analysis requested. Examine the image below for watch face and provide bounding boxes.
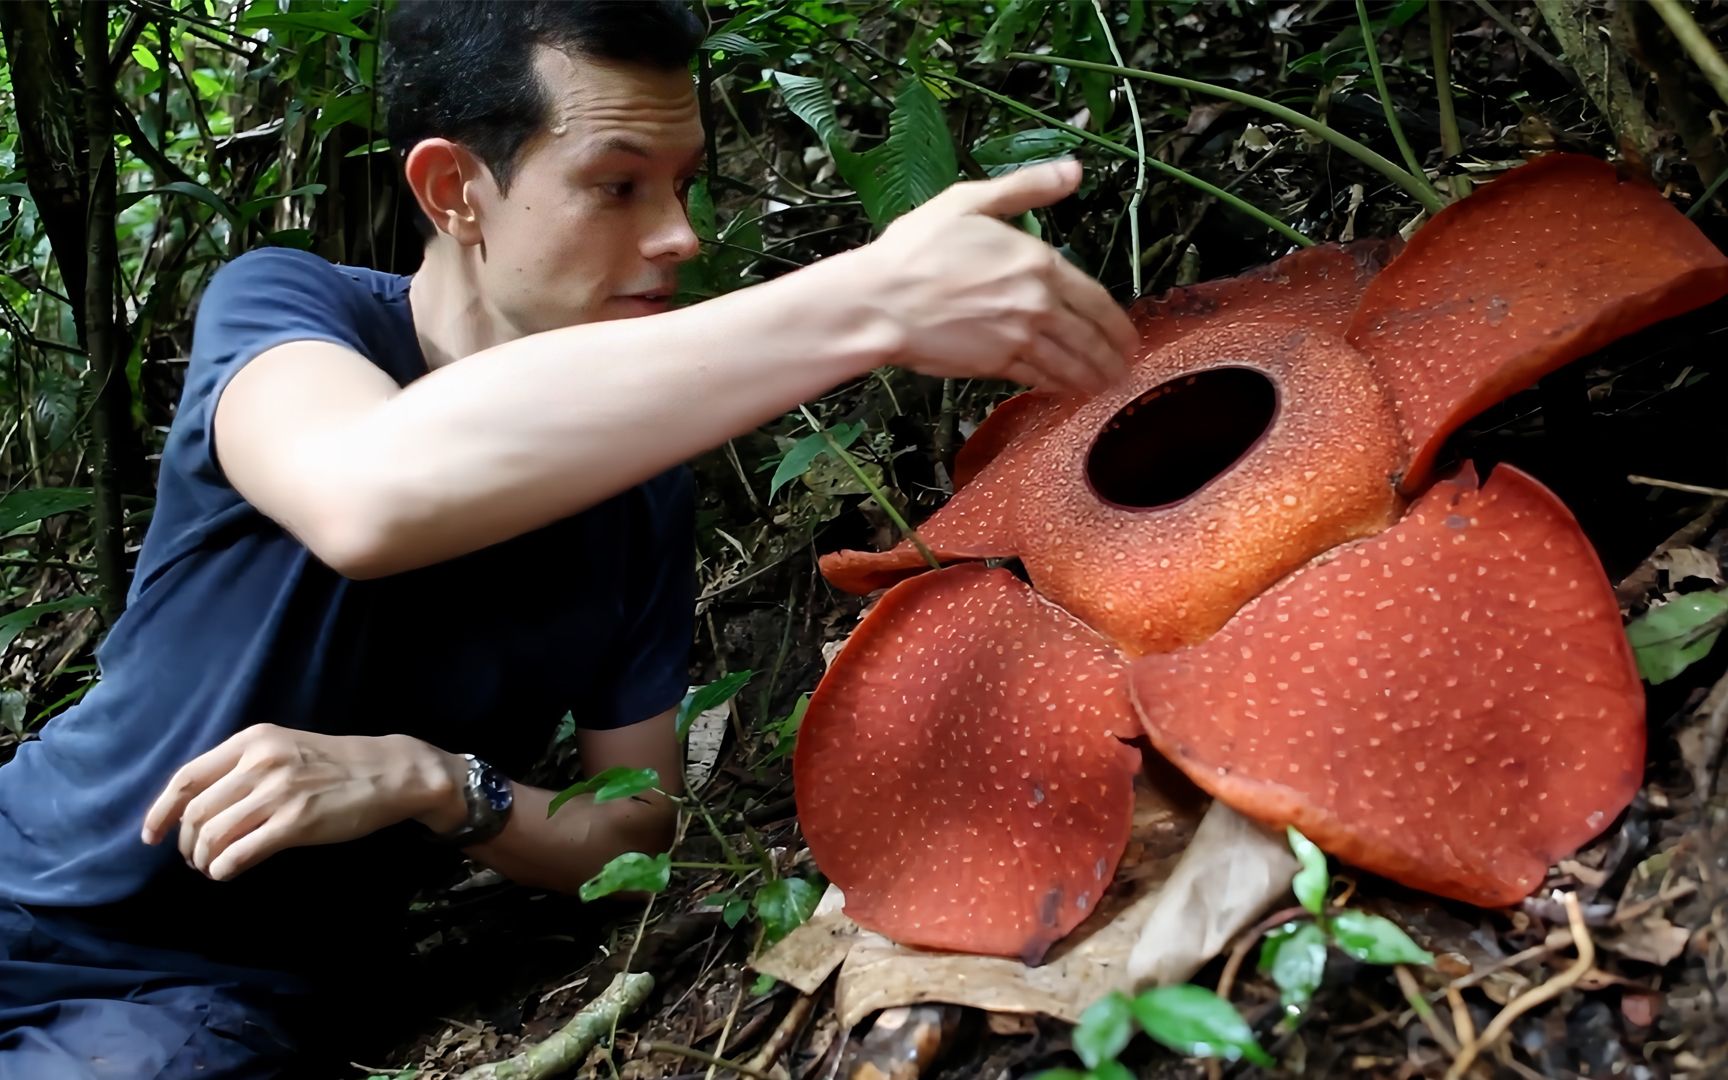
[478,766,513,812]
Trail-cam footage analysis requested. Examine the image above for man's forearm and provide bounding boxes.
[410,742,677,897]
[320,251,896,577]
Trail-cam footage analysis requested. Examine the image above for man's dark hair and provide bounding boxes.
[381,0,703,212]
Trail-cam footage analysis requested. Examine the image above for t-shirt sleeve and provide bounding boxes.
[589,465,698,730]
[179,246,376,485]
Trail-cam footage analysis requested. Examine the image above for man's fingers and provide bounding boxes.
[1049,255,1141,363]
[1044,303,1126,393]
[936,159,1082,219]
[184,779,272,870]
[205,817,297,882]
[141,740,246,845]
[1022,332,1105,396]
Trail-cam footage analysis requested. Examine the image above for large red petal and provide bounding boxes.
[817,240,1398,598]
[794,563,1142,963]
[1346,153,1728,493]
[1129,463,1646,907]
[1014,322,1404,657]
[951,391,1068,491]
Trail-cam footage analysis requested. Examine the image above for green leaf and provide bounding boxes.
[770,71,847,148]
[1627,590,1728,684]
[241,8,372,39]
[763,693,809,764]
[704,31,768,58]
[977,0,1044,63]
[753,877,821,947]
[1130,985,1274,1067]
[344,138,391,158]
[547,766,660,816]
[723,895,750,928]
[1329,910,1434,966]
[1260,921,1327,1018]
[1089,1065,1134,1080]
[850,80,959,228]
[0,488,92,535]
[1074,991,1134,1069]
[686,175,717,241]
[676,670,756,739]
[0,182,32,200]
[0,596,99,655]
[131,42,160,72]
[769,422,863,500]
[117,181,240,226]
[750,972,778,996]
[972,128,1082,174]
[1288,827,1329,917]
[578,851,670,901]
[1025,1072,1088,1080]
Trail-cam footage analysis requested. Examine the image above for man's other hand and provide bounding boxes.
[854,158,1140,395]
[140,724,460,881]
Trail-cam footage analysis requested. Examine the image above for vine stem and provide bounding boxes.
[1091,0,1147,296]
[797,405,941,570]
[1355,0,1437,202]
[928,71,1313,247]
[638,1041,774,1080]
[1650,0,1728,111]
[1428,0,1469,199]
[1005,51,1446,214]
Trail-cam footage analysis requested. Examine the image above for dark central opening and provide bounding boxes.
[1085,366,1278,509]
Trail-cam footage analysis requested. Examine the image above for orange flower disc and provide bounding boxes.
[793,563,1142,963]
[1014,322,1404,657]
[1346,153,1728,493]
[1128,463,1646,906]
[817,241,1400,599]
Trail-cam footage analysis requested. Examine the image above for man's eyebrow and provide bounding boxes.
[589,136,705,173]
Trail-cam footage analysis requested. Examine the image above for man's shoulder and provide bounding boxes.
[201,246,408,310]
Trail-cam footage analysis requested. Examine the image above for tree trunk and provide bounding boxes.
[80,0,130,624]
[0,0,88,307]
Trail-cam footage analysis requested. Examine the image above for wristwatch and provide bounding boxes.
[433,754,514,846]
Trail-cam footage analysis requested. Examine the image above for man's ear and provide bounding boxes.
[402,137,487,246]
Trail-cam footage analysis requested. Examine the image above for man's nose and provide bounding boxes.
[646,198,701,264]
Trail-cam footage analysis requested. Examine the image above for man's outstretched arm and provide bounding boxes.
[212,160,1138,580]
[141,712,682,893]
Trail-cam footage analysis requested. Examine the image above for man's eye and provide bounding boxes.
[600,181,634,198]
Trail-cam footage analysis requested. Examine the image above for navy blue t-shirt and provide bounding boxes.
[0,247,695,971]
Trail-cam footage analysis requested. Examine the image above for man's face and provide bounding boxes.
[469,48,705,336]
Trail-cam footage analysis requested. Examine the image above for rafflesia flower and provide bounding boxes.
[794,153,1728,965]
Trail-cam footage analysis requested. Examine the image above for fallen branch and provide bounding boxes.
[745,991,818,1074]
[1445,893,1594,1079]
[456,971,655,1080]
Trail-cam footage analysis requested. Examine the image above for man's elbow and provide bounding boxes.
[295,500,416,580]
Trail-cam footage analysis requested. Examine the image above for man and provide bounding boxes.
[0,1,1136,1077]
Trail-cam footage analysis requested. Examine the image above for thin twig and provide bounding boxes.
[1356,0,1439,203]
[1650,0,1728,111]
[1004,52,1445,214]
[928,71,1314,246]
[797,405,940,570]
[639,1041,774,1080]
[1091,0,1147,296]
[1629,474,1728,499]
[1396,964,1463,1060]
[746,992,818,1073]
[1467,0,1575,83]
[1429,0,1470,199]
[1446,893,1595,1079]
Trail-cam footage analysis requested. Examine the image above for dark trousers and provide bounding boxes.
[0,899,315,1080]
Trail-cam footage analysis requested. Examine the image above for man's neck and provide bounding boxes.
[407,236,513,370]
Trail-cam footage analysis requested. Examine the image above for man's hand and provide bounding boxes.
[140,724,460,881]
[854,157,1140,395]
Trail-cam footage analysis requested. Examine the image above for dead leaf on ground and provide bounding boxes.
[753,780,1295,1026]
